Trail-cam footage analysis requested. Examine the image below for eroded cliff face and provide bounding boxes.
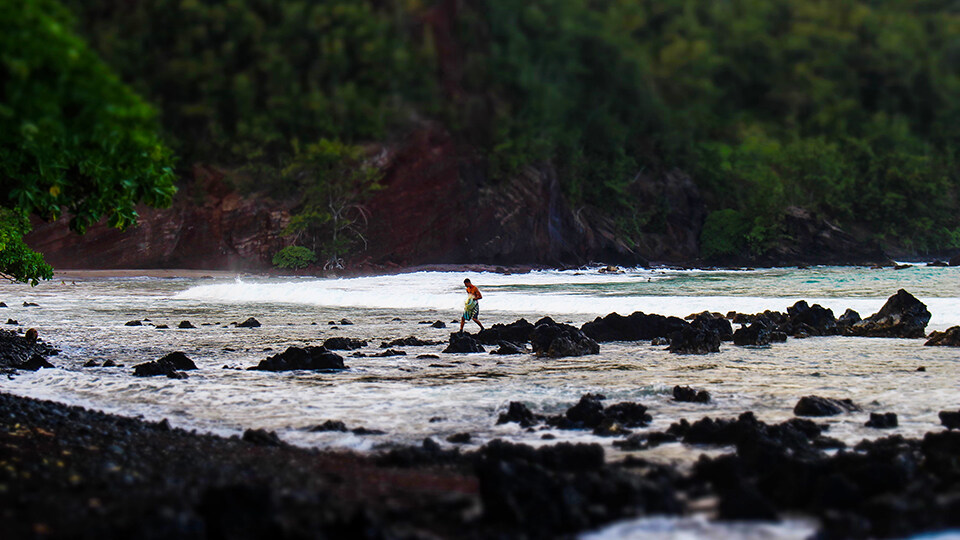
[25,166,290,270]
[24,129,707,270]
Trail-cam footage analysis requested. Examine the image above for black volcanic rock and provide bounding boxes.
[236,317,261,328]
[786,300,837,336]
[443,333,485,353]
[581,311,689,342]
[0,328,59,370]
[382,336,440,348]
[497,402,541,428]
[250,346,345,371]
[490,341,526,355]
[673,385,711,403]
[925,326,960,347]
[530,318,599,358]
[323,337,367,350]
[178,320,196,329]
[846,289,930,338]
[124,320,143,326]
[940,410,960,430]
[133,358,188,379]
[476,319,535,345]
[865,412,898,429]
[794,396,861,416]
[158,352,198,371]
[668,326,720,354]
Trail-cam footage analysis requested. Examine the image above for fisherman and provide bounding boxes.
[459,278,485,333]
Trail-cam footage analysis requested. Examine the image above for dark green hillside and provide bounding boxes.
[44,0,960,258]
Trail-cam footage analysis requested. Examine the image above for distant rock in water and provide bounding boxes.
[865,412,898,429]
[158,352,198,371]
[236,317,261,328]
[133,353,195,379]
[673,385,711,403]
[382,336,439,348]
[925,326,960,347]
[794,396,861,416]
[19,354,54,371]
[323,337,367,350]
[530,318,599,358]
[124,320,143,326]
[490,341,526,355]
[250,346,345,371]
[444,333,485,353]
[927,260,949,267]
[431,320,446,328]
[23,302,39,307]
[178,320,197,329]
[846,289,930,338]
[0,302,6,307]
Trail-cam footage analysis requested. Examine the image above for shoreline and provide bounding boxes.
[4,389,960,539]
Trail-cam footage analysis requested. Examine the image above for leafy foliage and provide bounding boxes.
[271,245,317,270]
[280,139,383,266]
[0,0,176,283]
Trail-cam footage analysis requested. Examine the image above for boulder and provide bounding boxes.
[673,385,711,403]
[19,354,54,371]
[668,326,720,354]
[927,260,949,267]
[476,319,535,345]
[847,289,931,338]
[236,317,261,328]
[497,401,541,427]
[158,352,198,370]
[0,328,58,369]
[124,320,143,326]
[382,336,439,348]
[322,337,367,350]
[733,322,773,346]
[370,349,406,357]
[865,412,898,429]
[940,410,960,430]
[836,308,861,328]
[690,313,733,341]
[530,318,599,358]
[431,320,446,328]
[490,341,526,355]
[178,320,196,329]
[443,333,485,353]
[925,326,960,347]
[794,396,861,416]
[250,346,345,371]
[581,311,689,342]
[786,301,837,336]
[133,358,188,379]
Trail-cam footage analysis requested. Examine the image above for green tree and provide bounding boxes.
[0,0,176,284]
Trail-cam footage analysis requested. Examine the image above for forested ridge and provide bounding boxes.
[9,0,960,274]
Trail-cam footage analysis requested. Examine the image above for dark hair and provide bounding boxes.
[464,278,471,284]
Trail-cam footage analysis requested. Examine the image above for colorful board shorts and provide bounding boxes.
[463,298,480,321]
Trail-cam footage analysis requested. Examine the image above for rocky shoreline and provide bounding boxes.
[4,388,960,539]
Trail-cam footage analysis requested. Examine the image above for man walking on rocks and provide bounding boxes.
[459,278,485,333]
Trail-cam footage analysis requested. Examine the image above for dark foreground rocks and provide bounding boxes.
[0,328,58,370]
[250,346,345,371]
[794,395,862,416]
[529,318,599,357]
[4,391,960,539]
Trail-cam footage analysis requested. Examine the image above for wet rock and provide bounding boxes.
[940,410,960,430]
[322,337,367,350]
[371,349,406,357]
[668,326,720,354]
[19,354,54,371]
[23,302,39,307]
[581,311,689,342]
[236,317,261,328]
[83,360,99,368]
[592,418,632,437]
[846,289,931,338]
[732,322,774,346]
[476,319,535,345]
[124,320,143,326]
[497,402,541,428]
[242,428,283,446]
[837,308,861,328]
[446,432,471,444]
[490,341,526,355]
[928,260,949,267]
[0,328,58,369]
[6,319,17,325]
[155,324,169,329]
[548,394,652,430]
[382,336,439,348]
[690,312,734,341]
[132,354,193,379]
[178,320,196,329]
[673,385,711,403]
[306,420,348,432]
[416,354,440,359]
[786,300,837,336]
[794,396,861,416]
[651,337,669,346]
[950,253,960,266]
[158,352,198,371]
[865,412,898,429]
[250,346,345,371]
[924,326,960,346]
[565,394,606,427]
[530,318,599,358]
[102,359,118,367]
[0,302,5,307]
[443,333,485,353]
[339,318,354,326]
[431,320,446,328]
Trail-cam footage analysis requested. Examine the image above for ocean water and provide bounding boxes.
[1,264,958,538]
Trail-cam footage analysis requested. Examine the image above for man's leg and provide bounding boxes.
[459,317,466,333]
[474,318,484,332]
